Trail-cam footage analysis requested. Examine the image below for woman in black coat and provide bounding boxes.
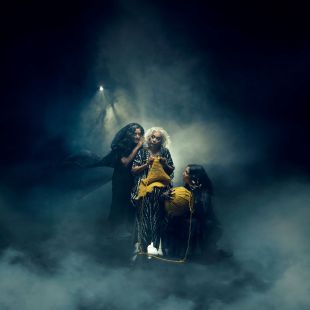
[93,123,145,234]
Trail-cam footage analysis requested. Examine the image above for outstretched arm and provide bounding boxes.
[87,151,116,168]
[131,162,148,174]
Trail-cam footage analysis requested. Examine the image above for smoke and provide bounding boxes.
[63,0,269,187]
[1,179,309,309]
[209,180,310,310]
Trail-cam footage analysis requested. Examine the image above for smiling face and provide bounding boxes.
[148,130,162,149]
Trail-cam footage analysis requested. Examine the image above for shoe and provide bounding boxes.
[147,242,158,256]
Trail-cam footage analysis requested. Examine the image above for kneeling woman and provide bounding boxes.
[163,165,222,260]
[131,127,174,255]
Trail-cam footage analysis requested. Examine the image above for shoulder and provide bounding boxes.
[160,147,170,154]
[137,147,148,156]
[160,147,173,158]
[133,147,148,161]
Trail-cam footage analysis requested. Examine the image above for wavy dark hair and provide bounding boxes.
[111,123,144,152]
[187,164,213,195]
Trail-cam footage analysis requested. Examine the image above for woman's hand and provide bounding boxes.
[159,157,174,174]
[159,157,167,166]
[148,156,155,165]
[161,189,173,201]
[160,189,173,203]
[137,136,145,148]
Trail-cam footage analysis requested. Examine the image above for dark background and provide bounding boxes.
[0,1,309,309]
[1,0,309,170]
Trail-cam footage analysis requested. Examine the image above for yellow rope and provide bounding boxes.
[137,206,193,263]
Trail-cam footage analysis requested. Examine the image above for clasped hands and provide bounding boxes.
[147,156,168,167]
[161,189,174,201]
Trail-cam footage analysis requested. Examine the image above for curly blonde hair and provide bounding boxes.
[144,127,171,148]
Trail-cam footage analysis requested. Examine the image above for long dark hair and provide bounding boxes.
[111,123,144,153]
[187,164,213,195]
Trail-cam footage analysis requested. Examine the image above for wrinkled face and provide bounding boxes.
[183,166,191,184]
[133,128,142,144]
[149,130,162,147]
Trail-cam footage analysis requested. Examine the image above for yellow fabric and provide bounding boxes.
[164,186,193,216]
[136,157,171,199]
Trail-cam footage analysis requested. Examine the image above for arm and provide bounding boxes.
[159,158,174,174]
[159,149,175,175]
[131,149,154,175]
[131,162,149,174]
[87,150,117,168]
[120,138,144,167]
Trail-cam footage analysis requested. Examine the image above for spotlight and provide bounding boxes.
[99,85,104,92]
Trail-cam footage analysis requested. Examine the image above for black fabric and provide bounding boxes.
[62,123,144,233]
[107,148,135,229]
[89,123,144,231]
[111,123,142,152]
[163,190,222,259]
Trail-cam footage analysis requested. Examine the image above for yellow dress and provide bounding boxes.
[135,157,171,199]
[164,186,193,216]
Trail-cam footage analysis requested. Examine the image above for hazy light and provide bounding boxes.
[99,86,104,92]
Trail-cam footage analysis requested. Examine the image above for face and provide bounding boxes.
[149,130,162,148]
[183,166,191,184]
[133,128,142,144]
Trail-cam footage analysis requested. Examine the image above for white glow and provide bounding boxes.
[99,86,104,92]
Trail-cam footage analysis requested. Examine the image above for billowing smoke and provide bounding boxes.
[66,5,268,185]
[1,179,309,309]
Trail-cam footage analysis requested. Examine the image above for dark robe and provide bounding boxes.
[102,147,135,230]
[163,186,222,259]
[92,123,144,233]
